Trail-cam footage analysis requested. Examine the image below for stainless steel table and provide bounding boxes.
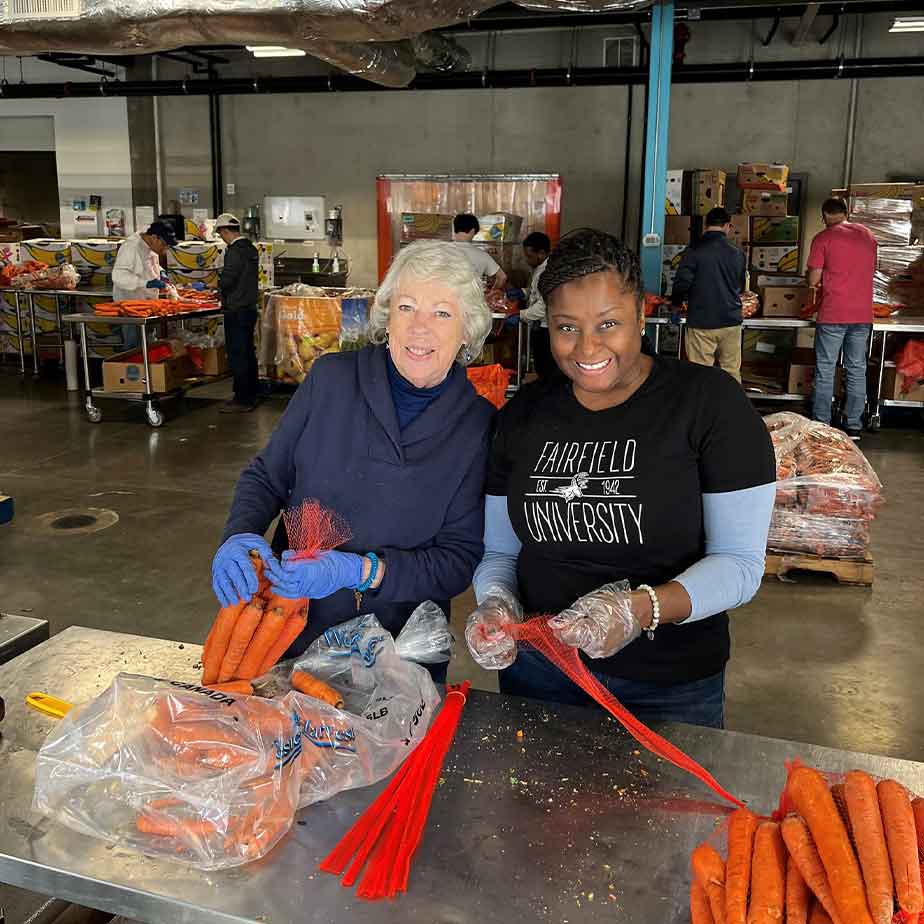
[867,316,924,430]
[3,627,924,924]
[62,308,225,428]
[0,287,113,376]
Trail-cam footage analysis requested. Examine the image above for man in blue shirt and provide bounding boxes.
[671,207,747,382]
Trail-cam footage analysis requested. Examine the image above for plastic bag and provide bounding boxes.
[270,294,342,384]
[394,600,454,663]
[34,616,440,870]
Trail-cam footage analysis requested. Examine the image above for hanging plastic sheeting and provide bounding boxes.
[0,0,651,86]
[515,0,650,12]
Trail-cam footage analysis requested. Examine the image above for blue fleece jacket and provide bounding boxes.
[222,344,494,653]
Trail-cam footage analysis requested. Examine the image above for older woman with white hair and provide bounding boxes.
[212,241,495,678]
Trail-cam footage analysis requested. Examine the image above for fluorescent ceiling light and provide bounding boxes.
[889,16,924,32]
[245,45,307,57]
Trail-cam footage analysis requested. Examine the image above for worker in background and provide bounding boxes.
[520,231,559,380]
[216,213,260,413]
[806,198,877,442]
[111,220,177,348]
[671,207,747,382]
[157,200,186,242]
[452,214,508,291]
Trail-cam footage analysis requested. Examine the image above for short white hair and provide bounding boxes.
[369,240,493,366]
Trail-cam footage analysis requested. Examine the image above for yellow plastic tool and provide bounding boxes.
[25,692,73,719]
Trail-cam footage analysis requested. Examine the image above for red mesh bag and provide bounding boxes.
[467,364,511,409]
[282,498,351,562]
[896,340,924,390]
[503,616,744,808]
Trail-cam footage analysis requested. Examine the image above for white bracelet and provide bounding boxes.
[637,584,660,640]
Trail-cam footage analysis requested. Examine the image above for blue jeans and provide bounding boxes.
[499,647,726,729]
[813,323,871,429]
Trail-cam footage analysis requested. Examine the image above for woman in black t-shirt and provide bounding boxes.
[464,230,776,728]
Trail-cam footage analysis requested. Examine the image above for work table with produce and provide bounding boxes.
[3,627,924,923]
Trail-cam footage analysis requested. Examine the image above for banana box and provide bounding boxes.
[749,245,800,275]
[81,269,115,289]
[167,268,220,289]
[71,239,121,272]
[167,241,224,271]
[0,302,18,334]
[20,239,72,266]
[184,218,205,241]
[662,244,688,293]
[0,242,20,265]
[257,242,275,289]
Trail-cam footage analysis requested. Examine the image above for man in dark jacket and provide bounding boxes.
[216,212,260,412]
[671,207,747,382]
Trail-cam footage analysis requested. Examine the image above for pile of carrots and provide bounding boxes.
[691,765,924,924]
[94,299,216,318]
[175,286,219,306]
[201,551,308,697]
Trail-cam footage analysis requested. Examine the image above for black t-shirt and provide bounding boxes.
[486,355,775,685]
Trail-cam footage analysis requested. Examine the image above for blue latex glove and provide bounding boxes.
[211,533,275,607]
[146,278,167,290]
[190,281,207,291]
[266,550,364,601]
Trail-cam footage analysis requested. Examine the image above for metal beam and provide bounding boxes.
[791,2,821,43]
[35,54,117,78]
[640,0,674,294]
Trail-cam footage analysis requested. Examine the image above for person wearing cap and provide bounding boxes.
[216,213,260,412]
[111,221,177,348]
[157,199,186,243]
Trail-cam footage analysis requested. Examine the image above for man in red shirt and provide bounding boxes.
[806,198,877,441]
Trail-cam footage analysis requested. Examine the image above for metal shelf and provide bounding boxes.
[882,398,924,409]
[746,392,810,402]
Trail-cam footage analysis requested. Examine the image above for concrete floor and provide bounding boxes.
[0,365,923,915]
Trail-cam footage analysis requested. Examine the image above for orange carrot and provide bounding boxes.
[692,843,727,924]
[206,680,254,695]
[291,670,344,709]
[878,780,923,914]
[780,814,843,924]
[235,606,287,680]
[748,821,786,924]
[692,878,715,924]
[137,813,217,838]
[217,601,264,682]
[911,798,924,897]
[257,613,307,675]
[787,766,873,924]
[726,807,759,924]
[249,549,271,598]
[845,770,894,924]
[787,855,811,924]
[263,594,308,622]
[831,783,852,836]
[808,905,834,924]
[201,601,245,684]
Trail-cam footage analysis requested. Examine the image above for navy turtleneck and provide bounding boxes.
[385,348,453,430]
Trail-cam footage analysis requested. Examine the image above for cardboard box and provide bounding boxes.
[760,285,814,318]
[474,213,523,243]
[756,273,805,288]
[751,245,800,275]
[20,238,71,266]
[664,216,694,245]
[400,213,453,242]
[740,190,788,217]
[796,328,816,349]
[788,363,815,396]
[728,214,750,249]
[102,343,193,394]
[662,244,688,292]
[737,163,790,192]
[742,359,789,394]
[750,216,800,244]
[849,183,924,201]
[200,345,228,376]
[877,366,924,402]
[168,268,220,288]
[167,241,224,271]
[691,169,727,215]
[665,170,685,215]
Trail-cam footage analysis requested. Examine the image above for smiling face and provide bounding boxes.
[548,271,650,410]
[387,274,466,388]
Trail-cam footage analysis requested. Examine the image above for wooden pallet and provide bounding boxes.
[764,551,874,586]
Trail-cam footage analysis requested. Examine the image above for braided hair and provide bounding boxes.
[538,228,644,310]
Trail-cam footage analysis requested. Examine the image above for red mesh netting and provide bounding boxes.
[506,617,744,808]
[282,499,352,561]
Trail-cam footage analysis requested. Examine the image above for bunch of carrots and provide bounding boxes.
[175,286,219,305]
[691,765,924,924]
[201,551,309,697]
[94,299,214,318]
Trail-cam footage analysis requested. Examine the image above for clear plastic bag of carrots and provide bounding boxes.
[33,617,440,869]
[690,761,924,924]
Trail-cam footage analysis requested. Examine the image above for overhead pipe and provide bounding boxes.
[843,13,863,188]
[2,55,924,98]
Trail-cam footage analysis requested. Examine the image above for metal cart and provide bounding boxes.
[0,286,112,375]
[867,316,924,431]
[4,627,924,923]
[62,308,225,428]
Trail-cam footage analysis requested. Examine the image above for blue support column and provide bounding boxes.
[640,0,675,294]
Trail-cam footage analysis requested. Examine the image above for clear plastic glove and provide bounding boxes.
[266,550,364,601]
[548,580,641,659]
[211,533,275,607]
[394,601,454,664]
[464,587,523,671]
[146,278,166,290]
